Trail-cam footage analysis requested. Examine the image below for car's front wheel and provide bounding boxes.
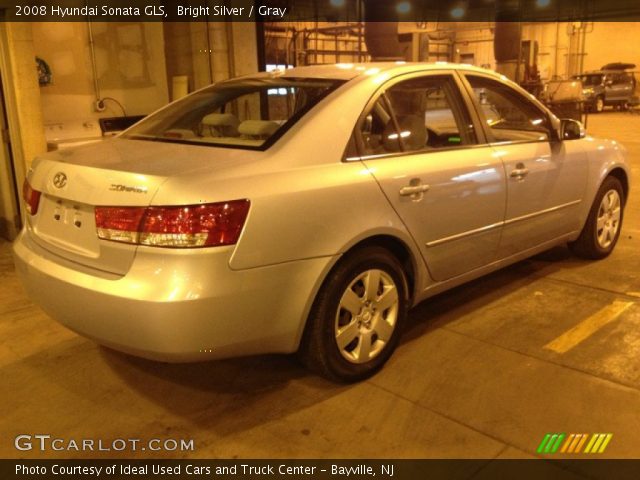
[299,246,408,382]
[570,176,624,259]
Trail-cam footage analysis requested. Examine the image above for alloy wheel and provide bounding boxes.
[334,269,399,364]
[596,189,621,249]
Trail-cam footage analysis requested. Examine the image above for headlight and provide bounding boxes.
[582,88,594,95]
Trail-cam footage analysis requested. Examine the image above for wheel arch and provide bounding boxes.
[293,231,424,351]
[607,167,630,205]
[343,234,419,303]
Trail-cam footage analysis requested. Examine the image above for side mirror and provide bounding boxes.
[560,118,585,140]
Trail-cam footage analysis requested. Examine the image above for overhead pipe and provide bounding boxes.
[87,20,103,111]
[87,18,126,115]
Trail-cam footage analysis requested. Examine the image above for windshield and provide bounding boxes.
[123,77,344,150]
[576,74,603,87]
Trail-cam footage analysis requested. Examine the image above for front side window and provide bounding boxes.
[356,75,476,157]
[467,75,551,143]
[123,78,344,150]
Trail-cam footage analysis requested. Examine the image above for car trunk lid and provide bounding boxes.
[25,138,259,275]
[27,154,165,276]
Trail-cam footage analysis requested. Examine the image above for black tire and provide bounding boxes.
[569,176,625,259]
[298,246,409,383]
[595,95,605,113]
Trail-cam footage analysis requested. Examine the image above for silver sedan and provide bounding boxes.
[13,63,630,382]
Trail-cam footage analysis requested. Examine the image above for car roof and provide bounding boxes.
[580,70,634,74]
[602,62,636,71]
[234,62,502,82]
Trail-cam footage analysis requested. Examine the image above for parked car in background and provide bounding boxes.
[574,63,637,112]
[13,63,630,382]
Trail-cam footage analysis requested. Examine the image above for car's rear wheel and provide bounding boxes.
[299,246,408,382]
[569,176,624,259]
[595,95,605,113]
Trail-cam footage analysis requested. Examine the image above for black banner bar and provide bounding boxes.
[1,0,640,22]
[2,459,640,480]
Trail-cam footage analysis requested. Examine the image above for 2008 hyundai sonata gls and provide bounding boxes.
[14,63,630,382]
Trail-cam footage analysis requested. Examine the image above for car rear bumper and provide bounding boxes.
[13,230,335,362]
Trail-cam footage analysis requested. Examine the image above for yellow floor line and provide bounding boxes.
[544,300,634,354]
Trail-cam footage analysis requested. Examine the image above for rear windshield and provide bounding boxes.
[123,77,344,150]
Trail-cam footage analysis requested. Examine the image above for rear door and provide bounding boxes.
[349,71,506,282]
[614,72,635,101]
[605,73,627,102]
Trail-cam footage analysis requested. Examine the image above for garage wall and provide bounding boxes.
[582,22,640,72]
[32,22,169,125]
[446,22,639,80]
[452,23,570,80]
[453,24,496,70]
[164,22,258,97]
[521,23,568,80]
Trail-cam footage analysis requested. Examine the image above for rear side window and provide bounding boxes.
[356,74,476,157]
[124,78,344,150]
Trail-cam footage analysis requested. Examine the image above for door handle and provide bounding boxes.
[399,184,430,196]
[510,165,529,179]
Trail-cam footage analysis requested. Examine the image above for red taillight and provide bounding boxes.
[95,200,250,248]
[95,206,146,245]
[22,180,41,216]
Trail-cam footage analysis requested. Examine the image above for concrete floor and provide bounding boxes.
[1,112,639,460]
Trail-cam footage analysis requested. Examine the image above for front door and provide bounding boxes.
[462,73,588,257]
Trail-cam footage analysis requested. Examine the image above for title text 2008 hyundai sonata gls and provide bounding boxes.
[14,63,630,381]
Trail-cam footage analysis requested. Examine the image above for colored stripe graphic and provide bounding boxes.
[584,433,613,453]
[584,434,598,453]
[598,434,613,453]
[538,433,612,454]
[551,433,565,453]
[545,434,558,453]
[560,434,575,453]
[568,434,581,453]
[537,434,552,454]
[575,434,588,452]
[537,433,565,453]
